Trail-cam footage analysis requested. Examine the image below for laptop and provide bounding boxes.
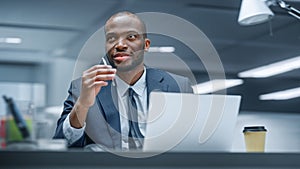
[143,92,241,152]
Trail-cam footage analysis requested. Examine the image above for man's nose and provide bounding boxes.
[115,39,128,51]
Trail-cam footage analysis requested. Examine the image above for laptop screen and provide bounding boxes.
[143,92,241,152]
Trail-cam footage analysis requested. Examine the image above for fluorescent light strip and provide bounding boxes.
[259,87,300,100]
[238,56,300,78]
[0,37,22,44]
[148,46,175,53]
[192,79,244,94]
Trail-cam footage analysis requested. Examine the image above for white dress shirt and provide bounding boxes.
[63,68,148,150]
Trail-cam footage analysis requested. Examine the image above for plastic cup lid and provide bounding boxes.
[243,126,267,133]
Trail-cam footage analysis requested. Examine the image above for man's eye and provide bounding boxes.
[127,34,137,40]
[106,36,116,42]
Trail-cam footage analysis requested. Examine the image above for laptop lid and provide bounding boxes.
[143,92,241,152]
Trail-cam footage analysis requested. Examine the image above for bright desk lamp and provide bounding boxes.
[238,0,300,26]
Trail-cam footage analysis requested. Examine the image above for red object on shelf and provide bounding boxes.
[0,119,6,148]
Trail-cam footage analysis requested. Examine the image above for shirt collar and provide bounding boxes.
[115,67,147,97]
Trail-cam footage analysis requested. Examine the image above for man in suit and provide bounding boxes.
[53,11,193,150]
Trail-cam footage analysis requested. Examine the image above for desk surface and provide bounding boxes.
[0,151,299,169]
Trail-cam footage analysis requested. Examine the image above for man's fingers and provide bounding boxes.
[87,81,108,88]
[84,64,112,73]
[95,68,116,75]
[94,74,115,81]
[81,65,116,92]
[82,74,114,87]
[83,68,116,79]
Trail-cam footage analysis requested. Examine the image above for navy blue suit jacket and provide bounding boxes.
[53,67,193,149]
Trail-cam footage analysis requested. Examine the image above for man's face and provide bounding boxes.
[105,15,150,72]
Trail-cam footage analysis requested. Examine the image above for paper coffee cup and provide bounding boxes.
[243,126,267,152]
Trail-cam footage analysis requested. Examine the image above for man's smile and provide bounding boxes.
[113,53,131,62]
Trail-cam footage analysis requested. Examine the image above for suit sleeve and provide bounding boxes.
[52,81,86,147]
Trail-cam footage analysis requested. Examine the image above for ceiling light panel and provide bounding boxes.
[259,87,300,100]
[238,56,300,78]
[192,79,244,94]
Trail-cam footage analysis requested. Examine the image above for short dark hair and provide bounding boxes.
[105,11,147,38]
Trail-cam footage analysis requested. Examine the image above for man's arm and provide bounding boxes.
[53,65,116,147]
[69,65,116,128]
[53,82,87,147]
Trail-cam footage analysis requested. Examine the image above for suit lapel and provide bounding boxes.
[98,68,168,123]
[96,81,121,149]
[146,68,169,105]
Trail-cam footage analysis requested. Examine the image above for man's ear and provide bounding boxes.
[144,38,151,51]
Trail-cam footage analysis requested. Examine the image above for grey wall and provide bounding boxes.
[0,62,44,83]
[0,58,76,107]
[46,58,76,106]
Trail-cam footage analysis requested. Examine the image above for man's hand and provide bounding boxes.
[69,65,116,128]
[78,65,116,108]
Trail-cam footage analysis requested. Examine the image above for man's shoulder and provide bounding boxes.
[146,67,189,81]
[146,67,193,93]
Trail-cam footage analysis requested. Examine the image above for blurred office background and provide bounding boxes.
[0,0,299,151]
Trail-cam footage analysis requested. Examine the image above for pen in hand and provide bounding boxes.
[102,57,116,86]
